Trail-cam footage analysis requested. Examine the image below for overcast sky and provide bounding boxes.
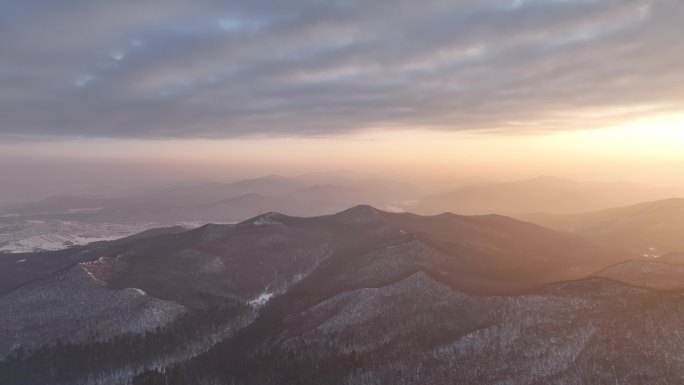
[1,0,682,139]
[1,0,683,201]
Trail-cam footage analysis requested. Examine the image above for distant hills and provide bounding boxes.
[4,174,682,226]
[413,176,684,215]
[522,198,684,256]
[595,259,684,290]
[0,174,423,223]
[3,174,682,257]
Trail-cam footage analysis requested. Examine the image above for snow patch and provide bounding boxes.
[16,259,27,263]
[249,292,274,307]
[643,246,661,258]
[129,288,147,296]
[79,263,107,285]
[292,273,306,283]
[66,207,103,214]
[0,220,164,253]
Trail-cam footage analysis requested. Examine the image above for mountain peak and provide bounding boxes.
[334,205,384,223]
[246,212,286,226]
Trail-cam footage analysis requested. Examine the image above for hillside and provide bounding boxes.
[2,206,679,385]
[522,198,684,255]
[595,260,684,290]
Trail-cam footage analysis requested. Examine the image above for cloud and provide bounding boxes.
[0,0,682,139]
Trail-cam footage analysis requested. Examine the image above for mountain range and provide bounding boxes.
[522,198,684,256]
[0,174,422,224]
[3,206,684,384]
[5,175,682,226]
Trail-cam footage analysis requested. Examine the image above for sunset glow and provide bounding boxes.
[3,2,684,384]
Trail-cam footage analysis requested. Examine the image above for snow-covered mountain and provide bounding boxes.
[5,206,682,385]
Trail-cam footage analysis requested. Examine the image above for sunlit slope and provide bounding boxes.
[523,198,684,255]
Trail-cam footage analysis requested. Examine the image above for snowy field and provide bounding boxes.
[0,220,200,253]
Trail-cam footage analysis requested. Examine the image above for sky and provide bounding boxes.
[1,0,683,201]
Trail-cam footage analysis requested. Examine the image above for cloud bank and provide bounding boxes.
[1,0,682,139]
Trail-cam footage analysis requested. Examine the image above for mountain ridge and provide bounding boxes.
[522,198,684,255]
[2,205,679,385]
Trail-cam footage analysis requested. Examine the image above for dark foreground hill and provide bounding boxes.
[2,206,682,385]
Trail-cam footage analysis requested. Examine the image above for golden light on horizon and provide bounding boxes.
[2,113,683,187]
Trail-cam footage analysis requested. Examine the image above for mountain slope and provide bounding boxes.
[0,225,187,294]
[0,206,666,385]
[594,260,684,290]
[142,271,684,385]
[0,264,185,358]
[522,198,684,255]
[55,205,637,308]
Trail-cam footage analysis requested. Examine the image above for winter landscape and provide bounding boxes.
[2,0,684,384]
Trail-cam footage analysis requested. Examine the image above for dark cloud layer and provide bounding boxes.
[1,0,682,139]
